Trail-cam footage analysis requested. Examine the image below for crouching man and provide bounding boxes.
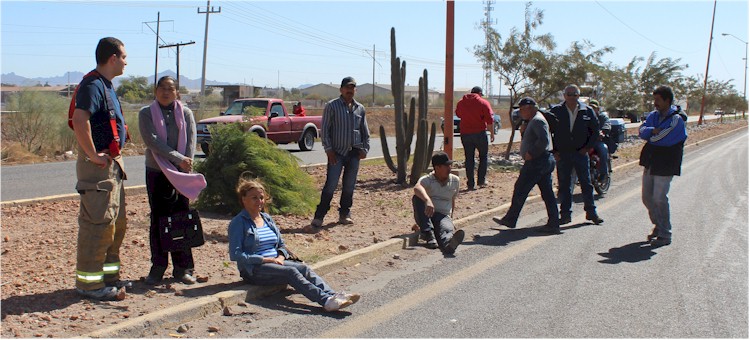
[412,152,465,255]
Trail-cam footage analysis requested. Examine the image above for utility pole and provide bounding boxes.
[159,41,195,89]
[364,44,383,107]
[722,33,748,119]
[482,0,495,100]
[198,0,221,97]
[445,0,455,159]
[143,14,172,85]
[698,0,717,125]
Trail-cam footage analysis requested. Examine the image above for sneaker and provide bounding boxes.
[650,237,671,247]
[323,294,353,312]
[338,215,354,225]
[647,227,658,242]
[76,286,122,301]
[336,292,361,305]
[586,212,604,225]
[536,225,562,235]
[179,273,197,285]
[420,232,439,249]
[492,216,516,229]
[310,218,323,228]
[479,182,489,188]
[443,229,465,255]
[560,215,572,225]
[105,280,133,289]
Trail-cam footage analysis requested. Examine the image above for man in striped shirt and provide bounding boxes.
[310,76,370,229]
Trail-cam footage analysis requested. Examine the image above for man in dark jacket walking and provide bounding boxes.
[455,86,495,190]
[639,85,687,247]
[550,84,604,225]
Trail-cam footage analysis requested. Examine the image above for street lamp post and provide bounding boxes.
[721,33,748,119]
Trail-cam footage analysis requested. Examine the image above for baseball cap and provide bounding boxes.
[517,97,537,107]
[589,99,599,108]
[471,86,483,95]
[431,151,454,167]
[340,76,356,88]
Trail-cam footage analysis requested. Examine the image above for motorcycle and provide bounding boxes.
[588,147,611,195]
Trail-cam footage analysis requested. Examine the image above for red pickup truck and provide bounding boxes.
[196,98,322,154]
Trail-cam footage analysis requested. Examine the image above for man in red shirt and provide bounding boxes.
[293,102,306,116]
[455,86,495,190]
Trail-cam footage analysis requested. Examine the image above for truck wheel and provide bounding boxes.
[200,142,210,157]
[298,129,315,151]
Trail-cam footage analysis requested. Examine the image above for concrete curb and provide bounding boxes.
[54,125,750,337]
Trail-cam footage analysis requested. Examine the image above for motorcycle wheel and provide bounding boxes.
[592,170,610,195]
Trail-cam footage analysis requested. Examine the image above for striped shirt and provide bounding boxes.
[255,222,279,258]
[321,96,370,156]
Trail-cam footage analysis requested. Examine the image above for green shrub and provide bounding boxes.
[194,124,318,216]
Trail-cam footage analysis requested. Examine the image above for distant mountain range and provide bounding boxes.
[1,71,243,90]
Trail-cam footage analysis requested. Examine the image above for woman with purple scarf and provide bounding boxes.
[138,76,206,285]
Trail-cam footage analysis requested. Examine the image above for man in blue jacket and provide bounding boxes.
[639,85,687,247]
[550,84,604,225]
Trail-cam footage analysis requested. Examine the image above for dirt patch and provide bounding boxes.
[1,119,745,338]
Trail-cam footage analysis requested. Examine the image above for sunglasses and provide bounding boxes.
[565,93,580,96]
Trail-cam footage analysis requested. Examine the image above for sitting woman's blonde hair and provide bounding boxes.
[235,172,271,206]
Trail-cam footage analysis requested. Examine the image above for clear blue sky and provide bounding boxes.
[2,0,748,96]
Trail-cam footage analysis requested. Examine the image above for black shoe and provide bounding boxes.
[105,280,133,289]
[560,215,572,225]
[419,232,439,249]
[536,225,562,235]
[492,216,516,229]
[179,273,197,285]
[443,229,465,255]
[650,237,671,247]
[586,212,604,225]
[647,228,658,242]
[143,275,162,285]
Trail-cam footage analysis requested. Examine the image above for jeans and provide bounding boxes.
[314,149,361,220]
[460,132,489,188]
[642,169,674,240]
[412,195,456,250]
[504,153,559,227]
[557,151,597,218]
[146,169,194,279]
[594,141,609,176]
[246,261,335,306]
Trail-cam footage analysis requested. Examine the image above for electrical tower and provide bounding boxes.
[482,0,496,99]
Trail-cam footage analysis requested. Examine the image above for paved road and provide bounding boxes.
[225,130,747,338]
[0,114,724,202]
[0,131,520,202]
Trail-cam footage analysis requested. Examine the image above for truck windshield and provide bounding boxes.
[224,100,267,116]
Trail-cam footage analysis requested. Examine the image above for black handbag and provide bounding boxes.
[158,209,205,252]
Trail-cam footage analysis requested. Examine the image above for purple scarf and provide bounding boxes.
[149,100,206,200]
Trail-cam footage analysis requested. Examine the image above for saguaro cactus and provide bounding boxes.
[380,27,436,186]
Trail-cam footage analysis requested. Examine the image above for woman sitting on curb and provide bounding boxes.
[228,178,360,312]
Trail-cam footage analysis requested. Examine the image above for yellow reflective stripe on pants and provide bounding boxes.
[103,262,120,274]
[76,271,104,283]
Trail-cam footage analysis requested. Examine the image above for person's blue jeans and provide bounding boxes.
[314,149,361,220]
[246,261,335,306]
[504,153,559,227]
[594,141,609,177]
[557,151,597,218]
[641,169,673,240]
[412,196,456,250]
[460,131,489,188]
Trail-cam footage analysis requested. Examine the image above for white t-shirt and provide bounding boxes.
[418,172,460,216]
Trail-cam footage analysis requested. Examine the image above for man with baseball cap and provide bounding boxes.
[493,97,561,234]
[411,151,465,254]
[455,86,495,190]
[310,76,370,229]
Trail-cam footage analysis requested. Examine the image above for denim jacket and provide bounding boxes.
[228,210,290,278]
